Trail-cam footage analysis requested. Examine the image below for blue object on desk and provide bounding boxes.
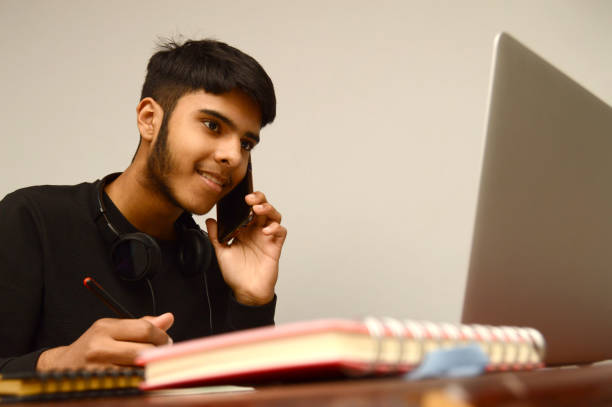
[405,344,490,380]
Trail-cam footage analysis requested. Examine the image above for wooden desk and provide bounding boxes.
[13,364,612,407]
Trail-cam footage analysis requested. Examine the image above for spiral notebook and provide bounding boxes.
[0,368,143,403]
[136,318,546,390]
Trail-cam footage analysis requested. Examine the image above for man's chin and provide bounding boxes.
[183,202,216,216]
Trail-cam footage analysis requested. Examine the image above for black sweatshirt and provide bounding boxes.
[0,177,275,373]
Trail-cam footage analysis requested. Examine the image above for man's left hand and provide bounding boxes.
[205,191,287,306]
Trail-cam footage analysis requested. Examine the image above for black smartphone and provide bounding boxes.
[216,158,254,244]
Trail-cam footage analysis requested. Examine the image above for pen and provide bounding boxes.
[83,277,136,319]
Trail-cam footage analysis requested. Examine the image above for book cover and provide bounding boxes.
[136,318,546,390]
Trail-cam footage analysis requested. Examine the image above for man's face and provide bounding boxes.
[146,89,262,215]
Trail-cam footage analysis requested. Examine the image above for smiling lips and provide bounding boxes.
[197,170,230,192]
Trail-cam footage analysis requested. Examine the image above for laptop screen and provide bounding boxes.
[461,33,612,366]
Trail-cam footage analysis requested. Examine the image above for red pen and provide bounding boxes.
[83,277,135,319]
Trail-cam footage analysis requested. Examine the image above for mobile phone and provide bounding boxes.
[216,158,254,244]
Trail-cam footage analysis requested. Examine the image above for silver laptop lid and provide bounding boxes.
[461,33,612,366]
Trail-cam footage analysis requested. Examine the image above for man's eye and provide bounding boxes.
[241,140,255,151]
[203,120,219,132]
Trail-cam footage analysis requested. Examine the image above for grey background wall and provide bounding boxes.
[1,0,611,324]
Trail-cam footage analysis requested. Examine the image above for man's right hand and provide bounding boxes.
[36,313,174,370]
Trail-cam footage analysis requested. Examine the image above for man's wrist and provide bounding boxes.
[233,290,274,306]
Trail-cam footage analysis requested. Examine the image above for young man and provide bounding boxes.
[0,39,286,372]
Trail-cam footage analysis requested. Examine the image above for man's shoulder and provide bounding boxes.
[1,179,99,216]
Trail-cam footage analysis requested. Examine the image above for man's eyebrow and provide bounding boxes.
[200,109,260,143]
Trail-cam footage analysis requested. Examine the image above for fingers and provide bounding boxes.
[205,218,222,249]
[210,191,285,248]
[94,316,174,364]
[142,313,175,344]
[86,339,158,367]
[246,191,283,227]
[262,222,288,239]
[94,317,172,346]
[245,190,267,206]
[49,316,176,370]
[252,202,282,223]
[143,312,175,331]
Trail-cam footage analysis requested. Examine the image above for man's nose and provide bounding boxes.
[214,137,242,167]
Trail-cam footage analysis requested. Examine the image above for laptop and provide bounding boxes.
[461,32,612,366]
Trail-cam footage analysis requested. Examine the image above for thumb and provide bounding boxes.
[142,312,174,332]
[205,218,222,250]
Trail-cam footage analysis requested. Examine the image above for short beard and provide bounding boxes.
[146,118,185,211]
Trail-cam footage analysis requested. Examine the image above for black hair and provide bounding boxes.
[141,38,276,127]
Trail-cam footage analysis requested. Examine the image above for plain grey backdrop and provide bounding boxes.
[1,0,611,324]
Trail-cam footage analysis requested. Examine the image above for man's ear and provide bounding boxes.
[136,97,164,143]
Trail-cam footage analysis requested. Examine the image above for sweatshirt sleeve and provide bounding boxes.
[0,191,45,372]
[225,293,277,331]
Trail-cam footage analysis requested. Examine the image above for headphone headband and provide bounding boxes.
[95,174,212,281]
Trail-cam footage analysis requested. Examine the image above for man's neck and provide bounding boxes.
[104,167,182,240]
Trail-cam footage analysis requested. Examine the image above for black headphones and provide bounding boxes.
[94,174,212,282]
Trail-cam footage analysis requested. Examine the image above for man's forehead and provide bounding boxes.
[179,90,262,125]
[179,89,255,108]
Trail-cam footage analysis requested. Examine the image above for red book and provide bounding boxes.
[135,318,545,390]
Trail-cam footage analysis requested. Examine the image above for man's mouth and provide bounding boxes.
[197,170,230,188]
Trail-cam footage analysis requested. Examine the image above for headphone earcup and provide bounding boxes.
[111,233,162,281]
[177,228,212,277]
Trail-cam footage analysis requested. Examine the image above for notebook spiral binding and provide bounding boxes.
[363,317,546,373]
[0,367,144,403]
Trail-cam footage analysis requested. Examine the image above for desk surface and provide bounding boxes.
[12,364,612,407]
